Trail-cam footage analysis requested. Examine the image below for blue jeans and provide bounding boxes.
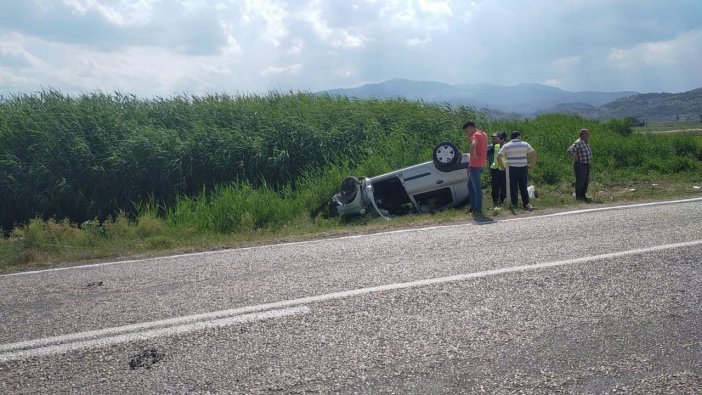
[468,167,483,213]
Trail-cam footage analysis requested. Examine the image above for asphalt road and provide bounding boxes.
[1,198,701,394]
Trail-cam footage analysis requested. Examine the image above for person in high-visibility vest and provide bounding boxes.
[488,132,508,207]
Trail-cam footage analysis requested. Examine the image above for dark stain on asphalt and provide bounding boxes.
[129,348,165,370]
[85,281,103,288]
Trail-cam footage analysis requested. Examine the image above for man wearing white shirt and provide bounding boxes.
[497,131,537,211]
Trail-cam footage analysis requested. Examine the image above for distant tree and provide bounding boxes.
[605,118,634,136]
[624,116,645,127]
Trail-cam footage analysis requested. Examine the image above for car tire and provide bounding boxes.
[433,141,460,172]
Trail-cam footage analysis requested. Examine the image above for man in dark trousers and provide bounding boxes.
[567,128,593,202]
[488,132,507,207]
[497,131,537,211]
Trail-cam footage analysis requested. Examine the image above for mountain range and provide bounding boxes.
[320,78,702,124]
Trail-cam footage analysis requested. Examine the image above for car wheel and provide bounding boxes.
[433,141,460,171]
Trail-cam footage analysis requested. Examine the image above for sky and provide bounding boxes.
[1,0,701,97]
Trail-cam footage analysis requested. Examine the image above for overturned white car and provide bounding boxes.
[331,142,470,218]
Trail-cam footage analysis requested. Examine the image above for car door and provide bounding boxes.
[399,162,455,212]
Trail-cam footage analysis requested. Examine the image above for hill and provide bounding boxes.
[599,88,702,124]
[321,78,638,115]
[320,79,702,124]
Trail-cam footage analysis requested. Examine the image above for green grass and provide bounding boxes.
[1,92,701,271]
[0,91,474,232]
[2,176,700,272]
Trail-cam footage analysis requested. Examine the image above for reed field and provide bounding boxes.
[1,91,701,270]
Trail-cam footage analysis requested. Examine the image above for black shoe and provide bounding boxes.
[473,212,493,223]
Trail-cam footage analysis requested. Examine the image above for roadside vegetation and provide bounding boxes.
[1,91,701,271]
[633,123,702,136]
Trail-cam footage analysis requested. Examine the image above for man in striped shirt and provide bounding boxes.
[497,131,537,211]
[567,128,593,202]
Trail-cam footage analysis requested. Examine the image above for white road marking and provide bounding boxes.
[501,196,702,222]
[2,239,700,362]
[2,197,701,278]
[0,306,310,363]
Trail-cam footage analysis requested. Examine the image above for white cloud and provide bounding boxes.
[63,0,128,26]
[300,7,332,41]
[1,0,701,96]
[418,0,452,16]
[540,28,702,92]
[553,56,581,68]
[260,63,303,77]
[286,39,304,56]
[406,37,431,47]
[331,31,366,48]
[241,0,289,47]
[0,39,37,68]
[379,0,452,32]
[607,32,698,68]
[333,66,355,78]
